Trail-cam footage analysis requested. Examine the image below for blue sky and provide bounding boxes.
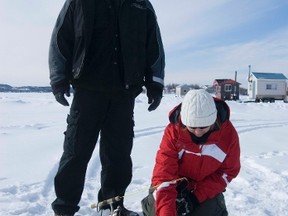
[0,0,287,88]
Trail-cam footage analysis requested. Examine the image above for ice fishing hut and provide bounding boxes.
[213,79,240,101]
[248,72,288,102]
[176,84,190,97]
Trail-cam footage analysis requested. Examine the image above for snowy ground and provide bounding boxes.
[1,93,288,216]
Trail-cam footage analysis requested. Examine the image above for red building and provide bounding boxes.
[213,79,240,101]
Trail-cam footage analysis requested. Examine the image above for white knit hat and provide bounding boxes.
[180,89,217,127]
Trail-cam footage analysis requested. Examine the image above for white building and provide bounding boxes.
[248,72,287,102]
[175,84,190,97]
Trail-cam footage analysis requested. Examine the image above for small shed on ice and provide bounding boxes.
[248,72,288,102]
[213,79,240,100]
[176,84,190,97]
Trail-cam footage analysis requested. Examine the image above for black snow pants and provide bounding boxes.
[52,89,135,215]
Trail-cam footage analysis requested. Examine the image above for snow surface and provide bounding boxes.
[1,93,288,216]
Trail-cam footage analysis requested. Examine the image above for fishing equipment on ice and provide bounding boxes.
[90,178,188,215]
[91,196,122,210]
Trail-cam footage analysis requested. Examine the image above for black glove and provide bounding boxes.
[146,83,163,112]
[52,81,70,106]
[188,192,200,209]
[176,180,199,215]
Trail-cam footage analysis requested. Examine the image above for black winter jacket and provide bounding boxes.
[49,0,165,90]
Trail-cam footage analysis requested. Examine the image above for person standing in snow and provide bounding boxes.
[142,89,240,216]
[48,0,165,215]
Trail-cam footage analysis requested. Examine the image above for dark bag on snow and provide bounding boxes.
[141,187,156,216]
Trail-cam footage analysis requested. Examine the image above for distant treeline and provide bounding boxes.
[0,83,248,95]
[0,84,52,93]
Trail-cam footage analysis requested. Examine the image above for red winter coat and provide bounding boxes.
[152,98,241,216]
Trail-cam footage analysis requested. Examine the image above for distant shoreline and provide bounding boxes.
[0,84,51,93]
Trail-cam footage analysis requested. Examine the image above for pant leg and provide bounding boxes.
[98,91,135,207]
[191,193,228,216]
[52,90,108,214]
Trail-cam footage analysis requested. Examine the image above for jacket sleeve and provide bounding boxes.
[152,124,179,216]
[145,1,165,88]
[49,0,75,86]
[193,122,241,203]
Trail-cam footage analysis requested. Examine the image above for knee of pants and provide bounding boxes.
[192,193,227,216]
[216,193,228,215]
